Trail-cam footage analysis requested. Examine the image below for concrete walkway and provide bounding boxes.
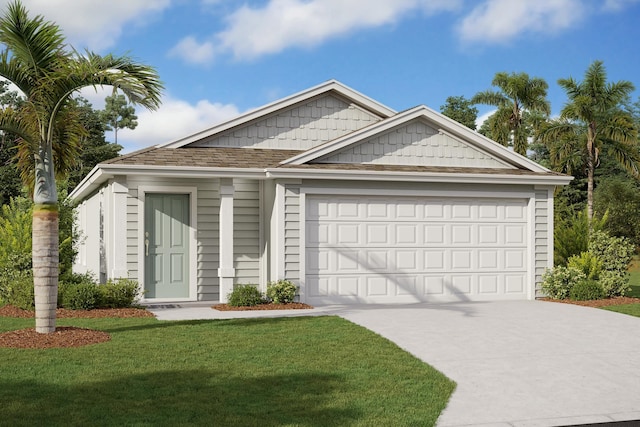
[149,300,640,427]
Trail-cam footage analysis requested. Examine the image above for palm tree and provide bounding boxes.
[539,60,638,222]
[472,71,551,155]
[0,1,162,333]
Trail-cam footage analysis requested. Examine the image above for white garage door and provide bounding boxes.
[305,195,529,304]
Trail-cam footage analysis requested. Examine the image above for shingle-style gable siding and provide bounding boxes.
[190,94,382,150]
[314,120,513,169]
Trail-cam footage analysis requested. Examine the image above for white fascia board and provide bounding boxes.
[159,80,396,149]
[69,166,113,202]
[282,106,427,165]
[265,167,573,186]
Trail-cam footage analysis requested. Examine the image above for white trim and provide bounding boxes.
[138,185,198,303]
[298,190,307,302]
[110,179,129,278]
[267,167,572,186]
[218,179,235,303]
[547,187,555,271]
[274,182,286,280]
[527,196,537,301]
[160,80,396,149]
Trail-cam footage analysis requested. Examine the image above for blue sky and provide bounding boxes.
[4,0,640,152]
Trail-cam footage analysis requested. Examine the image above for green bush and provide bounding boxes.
[569,280,605,301]
[0,269,34,310]
[541,266,586,300]
[60,282,101,310]
[98,278,140,308]
[228,285,264,307]
[567,252,602,280]
[599,270,631,298]
[588,230,634,298]
[554,209,606,266]
[266,279,297,304]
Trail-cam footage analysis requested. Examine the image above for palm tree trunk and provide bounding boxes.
[32,204,58,333]
[586,125,596,224]
[33,141,59,333]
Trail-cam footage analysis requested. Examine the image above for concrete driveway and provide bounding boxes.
[150,300,640,426]
[337,300,640,427]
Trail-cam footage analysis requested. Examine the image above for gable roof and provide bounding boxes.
[281,105,550,173]
[160,80,396,149]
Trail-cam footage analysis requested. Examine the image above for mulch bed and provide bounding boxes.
[213,302,314,311]
[542,296,640,308]
[0,305,154,349]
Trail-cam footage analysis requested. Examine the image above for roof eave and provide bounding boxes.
[265,167,573,186]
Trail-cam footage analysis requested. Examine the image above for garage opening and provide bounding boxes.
[304,195,529,304]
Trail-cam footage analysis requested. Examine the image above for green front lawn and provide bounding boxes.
[0,315,454,426]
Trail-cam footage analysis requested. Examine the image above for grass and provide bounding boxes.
[0,315,454,427]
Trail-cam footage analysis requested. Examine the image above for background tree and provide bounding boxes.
[472,71,550,155]
[67,97,122,191]
[539,60,638,222]
[0,1,162,333]
[101,93,137,145]
[440,95,478,130]
[0,79,23,204]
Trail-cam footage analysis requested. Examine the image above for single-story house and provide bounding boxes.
[70,80,571,304]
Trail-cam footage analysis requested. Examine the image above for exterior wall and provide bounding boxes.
[126,177,220,301]
[233,179,261,285]
[74,188,105,279]
[190,94,382,150]
[283,184,301,283]
[534,187,554,298]
[316,120,513,169]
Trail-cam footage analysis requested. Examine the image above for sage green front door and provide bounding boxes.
[144,194,190,299]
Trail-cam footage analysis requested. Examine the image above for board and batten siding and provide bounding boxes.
[190,94,382,150]
[74,188,104,278]
[233,179,261,285]
[316,120,513,169]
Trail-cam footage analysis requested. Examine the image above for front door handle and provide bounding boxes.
[145,232,149,256]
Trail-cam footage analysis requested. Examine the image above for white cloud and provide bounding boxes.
[0,0,172,51]
[117,95,240,152]
[602,0,640,11]
[209,0,461,61]
[167,36,215,65]
[457,0,585,44]
[475,109,495,130]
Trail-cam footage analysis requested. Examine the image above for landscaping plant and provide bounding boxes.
[266,279,298,304]
[227,285,265,307]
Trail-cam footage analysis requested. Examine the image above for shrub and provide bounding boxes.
[60,282,101,310]
[589,230,634,275]
[228,284,264,307]
[266,279,297,304]
[541,266,586,300]
[588,230,634,298]
[567,252,602,280]
[569,280,604,301]
[599,270,631,298]
[554,208,606,266]
[0,269,34,310]
[98,278,140,308]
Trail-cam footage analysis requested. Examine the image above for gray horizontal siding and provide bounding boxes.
[283,185,301,283]
[234,179,260,285]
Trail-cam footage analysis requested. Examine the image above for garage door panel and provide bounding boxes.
[305,196,529,304]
